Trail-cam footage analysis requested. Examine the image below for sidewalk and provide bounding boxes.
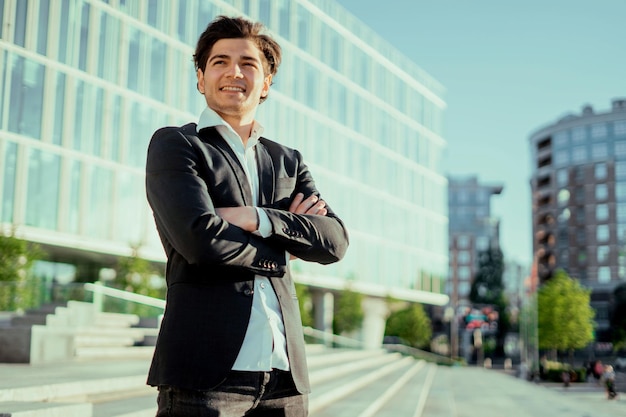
[423,367,625,417]
[1,357,625,417]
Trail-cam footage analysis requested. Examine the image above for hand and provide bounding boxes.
[288,193,327,216]
[215,207,258,232]
[287,193,327,260]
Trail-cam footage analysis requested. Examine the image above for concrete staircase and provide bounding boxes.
[0,301,158,364]
[0,344,441,417]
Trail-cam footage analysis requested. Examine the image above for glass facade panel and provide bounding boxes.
[1,141,17,222]
[25,149,60,229]
[57,0,71,64]
[37,0,51,55]
[66,160,81,234]
[13,0,27,47]
[127,26,141,92]
[149,38,167,101]
[597,225,610,242]
[52,71,66,145]
[8,55,45,139]
[78,3,90,71]
[86,166,112,238]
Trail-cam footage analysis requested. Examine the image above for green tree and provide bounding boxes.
[537,269,595,361]
[469,247,505,305]
[469,247,510,354]
[385,303,432,349]
[295,283,313,327]
[610,283,626,351]
[0,229,45,311]
[113,250,165,317]
[333,288,363,335]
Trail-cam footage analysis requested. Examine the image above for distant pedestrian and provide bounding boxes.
[603,365,617,400]
[594,360,604,385]
[561,370,570,388]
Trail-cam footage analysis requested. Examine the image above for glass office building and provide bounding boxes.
[0,0,448,305]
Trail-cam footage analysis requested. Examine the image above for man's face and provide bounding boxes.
[197,38,272,123]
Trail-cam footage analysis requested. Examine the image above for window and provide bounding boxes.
[617,161,626,179]
[571,126,586,143]
[554,131,568,147]
[557,169,568,186]
[596,204,609,222]
[597,225,610,242]
[1,142,18,222]
[591,123,607,139]
[459,281,470,296]
[457,235,470,249]
[618,204,626,222]
[577,228,586,244]
[597,246,610,263]
[25,150,61,229]
[457,251,470,264]
[458,267,470,280]
[616,141,626,157]
[476,236,489,251]
[591,143,608,159]
[595,163,607,180]
[595,184,608,201]
[572,146,587,163]
[598,267,611,283]
[8,56,45,140]
[614,120,626,136]
[617,183,626,201]
[576,207,585,224]
[554,150,569,165]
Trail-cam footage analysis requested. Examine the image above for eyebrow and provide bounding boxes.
[208,54,261,63]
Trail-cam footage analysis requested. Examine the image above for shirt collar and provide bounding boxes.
[197,107,264,148]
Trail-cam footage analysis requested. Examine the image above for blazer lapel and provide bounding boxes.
[197,127,254,206]
[256,141,275,206]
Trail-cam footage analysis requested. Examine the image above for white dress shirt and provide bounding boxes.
[197,107,289,372]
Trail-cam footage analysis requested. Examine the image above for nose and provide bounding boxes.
[227,63,243,78]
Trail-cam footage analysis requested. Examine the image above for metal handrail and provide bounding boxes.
[302,326,365,349]
[84,282,166,312]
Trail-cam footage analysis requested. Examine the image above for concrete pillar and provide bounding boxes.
[361,297,389,349]
[313,290,334,345]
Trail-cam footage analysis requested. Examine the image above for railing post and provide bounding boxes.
[92,281,104,313]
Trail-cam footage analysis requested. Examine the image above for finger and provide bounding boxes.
[292,194,317,214]
[297,195,319,214]
[307,200,326,215]
[289,193,305,212]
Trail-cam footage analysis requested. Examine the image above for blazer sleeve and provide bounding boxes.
[262,149,349,265]
[145,127,287,277]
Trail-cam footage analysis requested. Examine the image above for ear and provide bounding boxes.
[196,68,205,94]
[261,74,272,98]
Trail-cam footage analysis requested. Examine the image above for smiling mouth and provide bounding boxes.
[220,86,245,92]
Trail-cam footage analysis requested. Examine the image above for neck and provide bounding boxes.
[220,113,255,146]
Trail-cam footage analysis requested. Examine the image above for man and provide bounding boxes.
[145,15,349,417]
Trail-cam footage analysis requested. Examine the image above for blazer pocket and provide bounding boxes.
[276,177,296,191]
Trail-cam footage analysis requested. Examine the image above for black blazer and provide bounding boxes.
[145,123,349,393]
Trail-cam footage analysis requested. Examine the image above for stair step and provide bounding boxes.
[0,401,92,417]
[309,355,415,414]
[75,346,155,360]
[92,393,156,417]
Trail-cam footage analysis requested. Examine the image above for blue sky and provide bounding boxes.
[336,0,626,266]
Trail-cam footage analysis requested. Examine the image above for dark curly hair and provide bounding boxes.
[194,16,281,103]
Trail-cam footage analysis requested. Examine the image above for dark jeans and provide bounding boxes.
[156,370,308,417]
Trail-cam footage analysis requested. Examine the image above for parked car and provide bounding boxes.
[614,357,626,370]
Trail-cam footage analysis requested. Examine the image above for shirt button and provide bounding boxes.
[260,283,266,289]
